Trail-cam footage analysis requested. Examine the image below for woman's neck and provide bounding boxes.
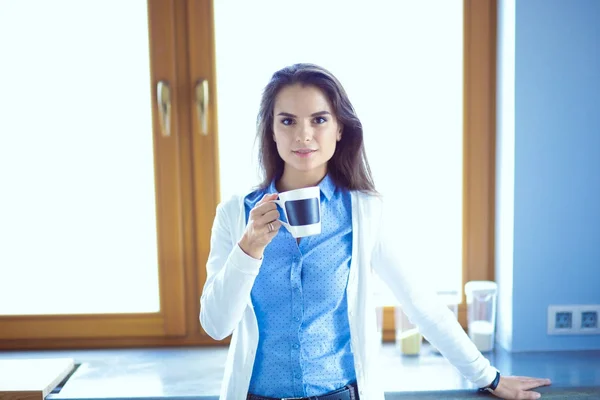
[277,168,326,192]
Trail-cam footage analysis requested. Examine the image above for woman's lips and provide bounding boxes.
[293,149,316,158]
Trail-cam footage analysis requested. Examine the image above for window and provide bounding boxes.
[215,0,463,296]
[0,0,496,348]
[0,0,190,345]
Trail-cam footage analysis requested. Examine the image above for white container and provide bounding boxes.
[465,280,498,352]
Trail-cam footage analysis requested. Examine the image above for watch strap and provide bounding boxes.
[478,370,501,393]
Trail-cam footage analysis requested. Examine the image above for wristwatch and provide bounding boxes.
[478,371,501,393]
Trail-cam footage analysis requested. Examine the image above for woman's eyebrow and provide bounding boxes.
[276,111,332,117]
[311,111,332,117]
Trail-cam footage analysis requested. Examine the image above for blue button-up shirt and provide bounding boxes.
[245,174,356,398]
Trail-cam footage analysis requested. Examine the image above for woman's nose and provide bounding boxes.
[295,122,313,142]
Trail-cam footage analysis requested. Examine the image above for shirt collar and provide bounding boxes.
[317,173,336,201]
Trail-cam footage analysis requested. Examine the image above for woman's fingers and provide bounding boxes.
[518,391,541,399]
[247,195,282,241]
[251,195,278,219]
[512,376,549,382]
[249,194,281,236]
[512,377,551,386]
[520,379,552,391]
[492,376,551,400]
[267,219,282,233]
[257,209,280,226]
[256,193,278,206]
[238,195,281,259]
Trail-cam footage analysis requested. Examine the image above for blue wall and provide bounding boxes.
[498,0,600,351]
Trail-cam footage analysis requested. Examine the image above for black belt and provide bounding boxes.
[247,382,358,400]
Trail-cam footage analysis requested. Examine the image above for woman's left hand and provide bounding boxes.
[490,375,552,399]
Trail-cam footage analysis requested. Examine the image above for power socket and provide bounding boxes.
[548,305,600,335]
[579,305,600,334]
[555,311,573,329]
[582,311,597,328]
[548,305,577,335]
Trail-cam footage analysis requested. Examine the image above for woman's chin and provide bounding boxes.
[285,161,327,175]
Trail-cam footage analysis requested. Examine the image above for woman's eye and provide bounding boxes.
[281,118,294,126]
[314,116,327,124]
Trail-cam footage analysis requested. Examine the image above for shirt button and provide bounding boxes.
[292,343,299,349]
[295,373,301,379]
[294,316,300,322]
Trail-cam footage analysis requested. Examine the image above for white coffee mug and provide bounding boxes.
[272,186,321,238]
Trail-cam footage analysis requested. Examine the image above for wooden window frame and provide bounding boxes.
[0,0,496,349]
[0,0,193,349]
[382,0,497,340]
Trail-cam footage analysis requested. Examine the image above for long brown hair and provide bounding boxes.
[256,63,377,193]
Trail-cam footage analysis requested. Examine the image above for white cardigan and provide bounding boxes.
[200,190,497,399]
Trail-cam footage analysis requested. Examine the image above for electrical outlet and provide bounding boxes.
[548,305,577,335]
[548,305,600,335]
[578,305,600,334]
[555,311,573,328]
[582,311,597,328]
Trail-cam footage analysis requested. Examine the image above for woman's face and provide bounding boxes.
[272,84,341,182]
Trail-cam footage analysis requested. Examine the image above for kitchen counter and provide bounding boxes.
[1,343,599,399]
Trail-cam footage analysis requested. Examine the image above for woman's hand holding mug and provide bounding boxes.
[238,193,281,259]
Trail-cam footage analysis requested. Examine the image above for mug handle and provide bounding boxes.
[271,199,291,231]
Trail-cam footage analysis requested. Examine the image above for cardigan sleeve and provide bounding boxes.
[199,198,262,340]
[371,197,498,388]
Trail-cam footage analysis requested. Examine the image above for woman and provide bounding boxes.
[200,63,551,400]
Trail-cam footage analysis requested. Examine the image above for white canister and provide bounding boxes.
[465,280,498,352]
